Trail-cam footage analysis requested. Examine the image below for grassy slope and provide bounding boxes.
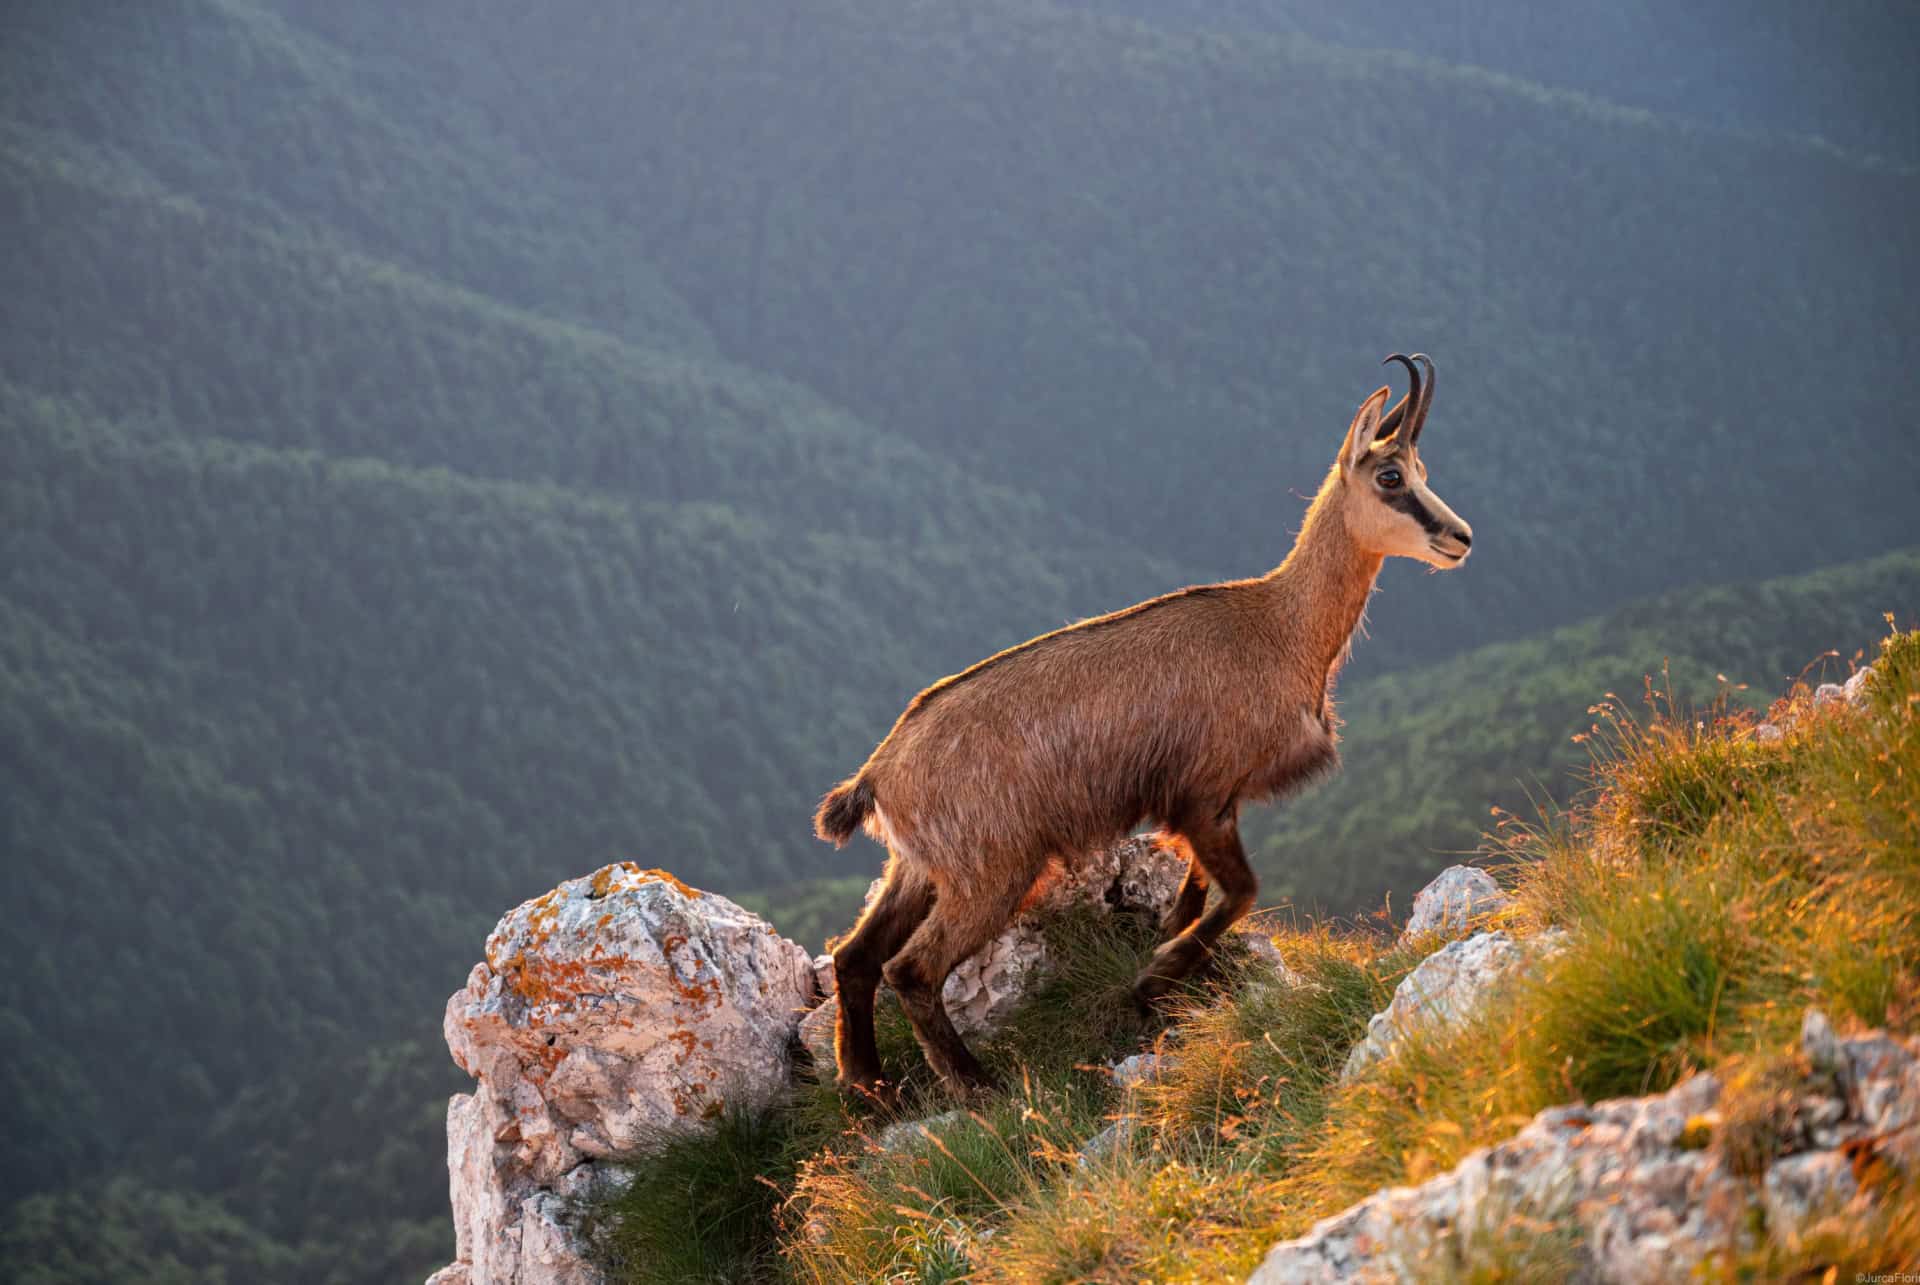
[1252,546,1920,910]
[595,627,1920,1282]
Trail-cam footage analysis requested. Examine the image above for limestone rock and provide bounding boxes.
[431,863,815,1284]
[799,834,1188,1062]
[1077,1119,1133,1166]
[1235,925,1307,990]
[1843,666,1875,704]
[1404,866,1508,938]
[875,1109,967,1153]
[1078,1051,1173,1167]
[1252,1013,1920,1284]
[1342,931,1560,1082]
[797,1000,837,1069]
[1110,1051,1168,1092]
[1752,661,1878,745]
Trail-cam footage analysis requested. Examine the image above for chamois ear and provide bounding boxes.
[1342,386,1392,473]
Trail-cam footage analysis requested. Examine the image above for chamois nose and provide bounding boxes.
[1452,528,1471,549]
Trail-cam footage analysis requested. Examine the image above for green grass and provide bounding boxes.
[590,629,1920,1282]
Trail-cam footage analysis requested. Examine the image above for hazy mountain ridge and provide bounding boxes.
[1059,0,1920,165]
[258,0,1920,673]
[0,0,718,357]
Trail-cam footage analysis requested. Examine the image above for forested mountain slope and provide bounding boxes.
[1066,0,1920,163]
[266,0,1920,671]
[0,0,715,356]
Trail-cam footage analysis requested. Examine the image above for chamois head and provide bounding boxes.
[1337,352,1474,569]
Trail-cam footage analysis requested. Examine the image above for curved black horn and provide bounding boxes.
[1379,353,1421,440]
[1407,353,1436,444]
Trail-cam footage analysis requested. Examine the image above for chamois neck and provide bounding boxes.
[1266,466,1385,679]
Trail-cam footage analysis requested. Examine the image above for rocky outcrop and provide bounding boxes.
[433,838,1189,1282]
[1403,865,1508,938]
[798,834,1188,1061]
[1333,866,1525,1084]
[1342,929,1564,1082]
[1253,1010,1920,1284]
[429,863,817,1285]
[1757,660,1877,741]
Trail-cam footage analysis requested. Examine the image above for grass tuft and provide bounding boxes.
[580,1101,822,1283]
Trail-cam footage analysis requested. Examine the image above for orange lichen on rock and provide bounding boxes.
[670,1081,726,1120]
[486,889,567,973]
[587,863,637,899]
[658,934,722,1008]
[636,867,702,899]
[501,951,601,1008]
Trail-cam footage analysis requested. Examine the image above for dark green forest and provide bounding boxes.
[2,1,1916,1279]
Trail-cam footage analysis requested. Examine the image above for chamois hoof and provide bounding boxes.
[1131,977,1171,1016]
[1133,936,1207,1012]
[944,1068,1004,1104]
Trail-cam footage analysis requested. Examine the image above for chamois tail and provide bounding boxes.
[814,774,877,847]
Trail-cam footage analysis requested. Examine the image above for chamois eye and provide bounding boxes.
[1376,468,1403,490]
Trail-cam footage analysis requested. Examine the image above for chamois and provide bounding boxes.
[815,354,1473,1099]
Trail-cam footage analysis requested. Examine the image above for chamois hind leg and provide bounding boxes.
[1158,835,1209,943]
[831,857,935,1097]
[1133,815,1256,1009]
[882,858,1038,1098]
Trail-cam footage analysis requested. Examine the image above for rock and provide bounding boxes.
[939,921,1059,1035]
[1077,1119,1134,1165]
[1111,1052,1168,1092]
[1404,866,1508,938]
[1761,1150,1857,1244]
[1342,931,1561,1082]
[1078,1052,1172,1167]
[799,834,1188,1063]
[797,994,839,1066]
[1800,1008,1841,1075]
[1252,1013,1920,1284]
[1235,926,1307,990]
[1101,834,1190,916]
[431,863,816,1285]
[875,1109,967,1153]
[1756,661,1876,744]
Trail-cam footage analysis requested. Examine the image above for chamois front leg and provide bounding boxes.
[1132,816,1256,1010]
[1159,842,1209,943]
